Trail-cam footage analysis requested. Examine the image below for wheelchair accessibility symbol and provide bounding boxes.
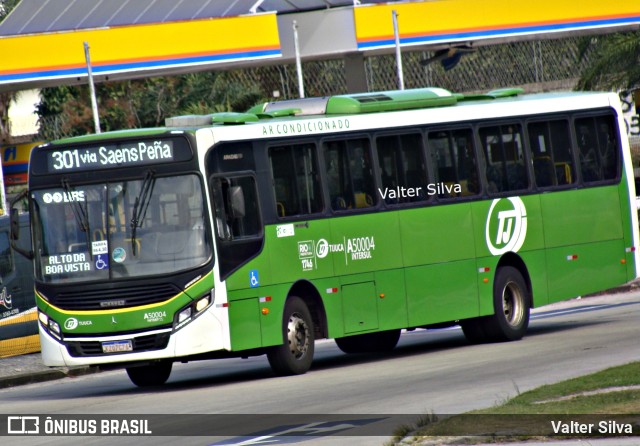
[95,254,109,270]
[249,270,259,288]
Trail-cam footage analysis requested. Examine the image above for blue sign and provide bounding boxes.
[249,270,259,288]
[95,254,109,270]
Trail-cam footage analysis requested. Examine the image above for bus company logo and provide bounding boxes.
[42,191,85,204]
[485,197,528,256]
[316,239,329,259]
[64,318,92,330]
[64,318,79,330]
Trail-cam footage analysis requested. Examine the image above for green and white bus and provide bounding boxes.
[11,87,638,386]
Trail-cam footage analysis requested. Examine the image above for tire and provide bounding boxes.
[126,361,172,387]
[483,266,531,342]
[335,329,401,354]
[267,296,315,376]
[460,318,488,344]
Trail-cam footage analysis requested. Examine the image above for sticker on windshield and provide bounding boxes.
[112,247,126,263]
[95,254,109,270]
[92,240,108,255]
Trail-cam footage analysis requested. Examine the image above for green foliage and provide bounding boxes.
[37,71,263,140]
[0,0,20,21]
[576,31,640,91]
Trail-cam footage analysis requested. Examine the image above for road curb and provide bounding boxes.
[0,366,96,389]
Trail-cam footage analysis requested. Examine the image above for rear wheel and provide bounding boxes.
[460,318,488,344]
[461,266,530,344]
[267,296,315,376]
[335,329,401,354]
[484,266,530,341]
[126,361,172,387]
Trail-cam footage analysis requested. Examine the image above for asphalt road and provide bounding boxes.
[2,290,640,446]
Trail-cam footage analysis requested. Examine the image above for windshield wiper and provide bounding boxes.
[61,178,92,259]
[130,170,155,256]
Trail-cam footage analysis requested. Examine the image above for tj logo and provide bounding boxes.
[485,197,527,255]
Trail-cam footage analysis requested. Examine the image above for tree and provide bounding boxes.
[37,72,263,139]
[576,31,640,91]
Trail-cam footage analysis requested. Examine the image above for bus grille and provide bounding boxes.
[65,332,171,357]
[51,283,181,310]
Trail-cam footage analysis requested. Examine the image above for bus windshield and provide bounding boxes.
[31,174,211,283]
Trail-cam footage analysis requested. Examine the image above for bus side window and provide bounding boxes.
[376,133,428,204]
[528,120,575,188]
[323,138,376,210]
[428,128,480,198]
[595,116,619,180]
[576,115,620,184]
[269,143,323,218]
[479,124,528,193]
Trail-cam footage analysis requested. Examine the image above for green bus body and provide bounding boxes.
[16,87,638,386]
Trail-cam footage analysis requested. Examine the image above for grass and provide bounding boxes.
[386,362,640,445]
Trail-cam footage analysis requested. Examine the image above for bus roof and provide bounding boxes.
[165,87,605,128]
[44,87,612,146]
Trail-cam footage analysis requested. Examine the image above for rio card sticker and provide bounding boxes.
[112,247,126,263]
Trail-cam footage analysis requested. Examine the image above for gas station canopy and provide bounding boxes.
[0,0,638,92]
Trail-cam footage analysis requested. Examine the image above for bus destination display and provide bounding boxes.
[45,139,179,173]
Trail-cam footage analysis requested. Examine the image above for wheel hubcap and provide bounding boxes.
[502,281,525,327]
[287,312,309,359]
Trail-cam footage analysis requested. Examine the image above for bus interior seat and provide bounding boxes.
[506,162,526,190]
[354,193,373,208]
[555,162,572,184]
[533,156,555,187]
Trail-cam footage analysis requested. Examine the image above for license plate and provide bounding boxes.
[102,340,133,353]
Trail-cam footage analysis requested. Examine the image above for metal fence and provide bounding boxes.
[225,36,590,99]
[38,36,595,140]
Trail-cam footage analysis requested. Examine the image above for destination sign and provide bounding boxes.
[31,137,193,174]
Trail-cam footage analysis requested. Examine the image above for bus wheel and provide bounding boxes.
[484,266,530,342]
[267,296,315,376]
[335,329,401,354]
[460,318,488,344]
[126,361,172,387]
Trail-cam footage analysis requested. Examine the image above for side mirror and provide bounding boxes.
[9,189,33,260]
[10,211,20,241]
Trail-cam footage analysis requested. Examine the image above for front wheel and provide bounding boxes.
[126,361,172,387]
[267,296,315,376]
[484,266,531,342]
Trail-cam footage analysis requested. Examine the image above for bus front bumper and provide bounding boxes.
[39,310,226,367]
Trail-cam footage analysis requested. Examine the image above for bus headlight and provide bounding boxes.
[177,307,192,324]
[39,311,62,340]
[173,294,212,331]
[49,320,61,337]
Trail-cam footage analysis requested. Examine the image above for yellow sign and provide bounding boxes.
[355,0,640,50]
[0,14,281,86]
[1,141,41,184]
